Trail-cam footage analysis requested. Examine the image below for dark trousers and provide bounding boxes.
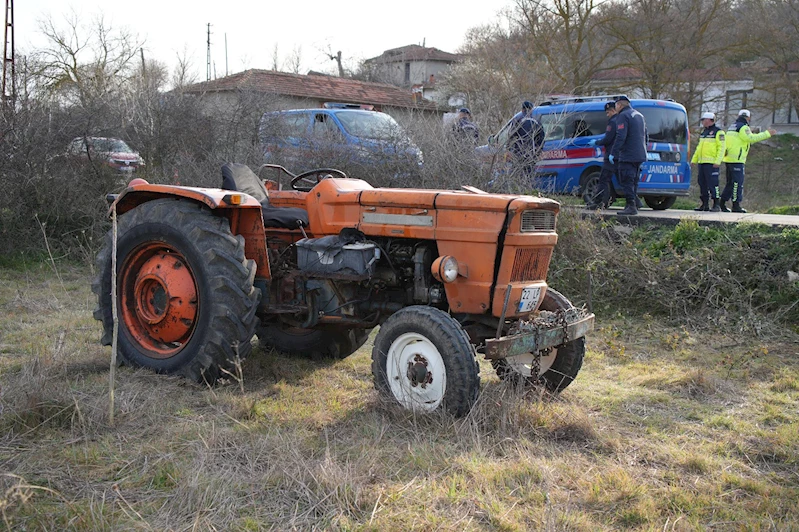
[618,162,642,204]
[598,165,616,207]
[697,164,720,202]
[721,163,745,203]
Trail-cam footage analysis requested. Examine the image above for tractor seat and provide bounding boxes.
[221,163,309,230]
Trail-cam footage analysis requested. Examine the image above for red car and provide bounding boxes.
[67,136,145,173]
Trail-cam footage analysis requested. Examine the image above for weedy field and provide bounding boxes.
[0,239,797,530]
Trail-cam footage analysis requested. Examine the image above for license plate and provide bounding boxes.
[646,152,661,161]
[518,286,542,313]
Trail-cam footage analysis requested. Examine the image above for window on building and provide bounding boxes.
[773,95,799,124]
[724,90,752,125]
[404,63,410,85]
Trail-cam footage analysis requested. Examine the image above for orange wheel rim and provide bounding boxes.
[119,243,199,359]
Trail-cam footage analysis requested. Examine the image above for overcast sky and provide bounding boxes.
[17,1,510,81]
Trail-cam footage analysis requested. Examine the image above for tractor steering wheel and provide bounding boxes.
[289,168,348,191]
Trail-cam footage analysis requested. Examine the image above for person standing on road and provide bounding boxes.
[508,100,545,181]
[586,101,619,209]
[691,111,726,212]
[610,96,648,216]
[720,109,776,213]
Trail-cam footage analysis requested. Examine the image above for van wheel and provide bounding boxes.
[580,171,602,206]
[643,196,676,210]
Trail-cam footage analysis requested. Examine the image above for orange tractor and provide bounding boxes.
[93,163,594,416]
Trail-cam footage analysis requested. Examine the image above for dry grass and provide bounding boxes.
[1,263,798,531]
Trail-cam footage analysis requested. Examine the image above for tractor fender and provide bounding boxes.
[111,183,262,215]
[111,183,272,279]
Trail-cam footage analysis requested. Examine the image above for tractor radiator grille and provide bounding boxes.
[521,210,556,232]
[510,247,553,282]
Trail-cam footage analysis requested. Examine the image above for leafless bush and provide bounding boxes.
[549,211,799,336]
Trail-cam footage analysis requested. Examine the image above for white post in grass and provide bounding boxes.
[109,205,119,425]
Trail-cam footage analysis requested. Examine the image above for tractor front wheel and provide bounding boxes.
[491,288,585,393]
[92,199,260,382]
[372,306,479,417]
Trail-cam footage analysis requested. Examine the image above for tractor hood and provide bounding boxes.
[357,185,560,215]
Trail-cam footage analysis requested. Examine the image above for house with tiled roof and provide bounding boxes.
[182,68,439,116]
[363,45,463,90]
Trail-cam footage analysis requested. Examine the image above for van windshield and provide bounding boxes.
[335,111,403,140]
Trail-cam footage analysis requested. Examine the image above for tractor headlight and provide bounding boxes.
[432,256,459,283]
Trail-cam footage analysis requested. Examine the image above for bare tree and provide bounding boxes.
[511,0,619,92]
[171,48,198,89]
[441,20,560,132]
[741,0,799,118]
[34,10,143,107]
[603,0,736,100]
[271,43,280,71]
[285,45,303,74]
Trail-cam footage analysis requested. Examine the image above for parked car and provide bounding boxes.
[476,96,691,210]
[259,105,423,181]
[66,137,145,173]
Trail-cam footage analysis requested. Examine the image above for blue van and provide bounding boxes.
[477,96,691,210]
[259,104,423,179]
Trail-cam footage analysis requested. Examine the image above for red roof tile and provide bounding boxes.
[183,69,438,110]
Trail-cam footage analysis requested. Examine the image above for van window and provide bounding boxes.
[540,111,607,140]
[312,113,342,139]
[638,108,687,144]
[336,111,401,140]
[263,113,308,138]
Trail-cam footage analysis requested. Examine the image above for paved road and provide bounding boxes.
[568,205,799,227]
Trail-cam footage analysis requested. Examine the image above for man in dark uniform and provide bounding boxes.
[587,101,619,209]
[452,107,480,144]
[508,100,545,181]
[610,96,647,216]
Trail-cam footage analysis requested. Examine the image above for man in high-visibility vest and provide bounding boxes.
[690,112,725,212]
[720,110,776,213]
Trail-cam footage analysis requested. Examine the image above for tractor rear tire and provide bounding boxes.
[258,324,372,360]
[372,306,480,417]
[92,199,260,383]
[491,288,585,393]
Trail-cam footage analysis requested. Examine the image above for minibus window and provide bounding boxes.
[638,108,687,144]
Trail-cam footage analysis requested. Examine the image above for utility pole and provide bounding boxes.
[2,0,15,107]
[206,23,212,81]
[225,33,228,76]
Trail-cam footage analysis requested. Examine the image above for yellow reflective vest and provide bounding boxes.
[691,125,725,166]
[723,119,772,164]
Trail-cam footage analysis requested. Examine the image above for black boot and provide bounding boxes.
[617,202,638,216]
[732,202,747,213]
[694,201,709,211]
[709,199,721,212]
[720,200,730,213]
[635,196,643,209]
